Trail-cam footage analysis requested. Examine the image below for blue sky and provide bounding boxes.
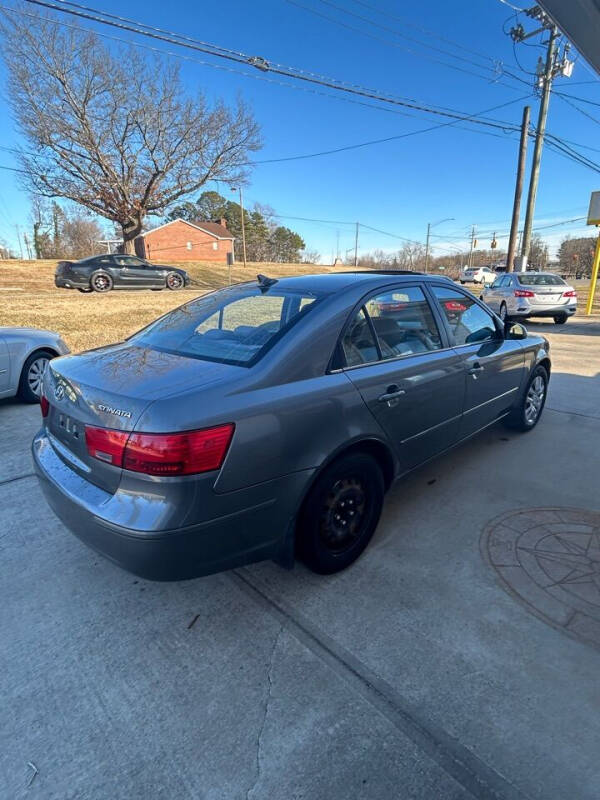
[0,0,599,260]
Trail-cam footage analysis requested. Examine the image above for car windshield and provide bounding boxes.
[131,284,324,366]
[516,273,566,286]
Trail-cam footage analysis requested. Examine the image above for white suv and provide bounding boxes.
[459,266,497,286]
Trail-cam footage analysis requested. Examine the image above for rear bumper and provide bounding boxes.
[33,430,313,581]
[510,303,576,319]
[55,276,87,289]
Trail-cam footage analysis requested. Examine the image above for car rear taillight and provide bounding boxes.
[40,395,49,418]
[85,426,129,466]
[514,289,535,297]
[84,423,235,475]
[563,290,577,297]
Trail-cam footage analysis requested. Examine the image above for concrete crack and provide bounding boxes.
[246,625,283,800]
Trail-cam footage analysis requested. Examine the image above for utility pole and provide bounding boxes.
[425,217,454,273]
[468,225,476,269]
[15,225,23,259]
[354,222,359,267]
[509,7,572,270]
[506,105,531,272]
[230,187,247,267]
[23,232,32,260]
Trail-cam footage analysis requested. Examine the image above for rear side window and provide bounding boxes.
[516,273,565,286]
[365,287,442,357]
[341,308,379,367]
[132,286,322,366]
[431,286,497,346]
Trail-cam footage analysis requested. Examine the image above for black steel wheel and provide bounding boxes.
[166,272,184,290]
[297,452,384,574]
[91,272,113,292]
[503,365,548,432]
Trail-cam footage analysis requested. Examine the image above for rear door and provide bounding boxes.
[429,284,525,438]
[338,284,464,472]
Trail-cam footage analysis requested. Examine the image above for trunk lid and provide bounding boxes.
[44,342,242,493]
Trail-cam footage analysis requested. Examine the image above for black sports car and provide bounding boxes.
[55,254,190,293]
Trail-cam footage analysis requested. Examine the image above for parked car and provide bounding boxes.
[459,266,497,285]
[34,272,550,581]
[480,271,577,324]
[55,254,190,293]
[0,328,69,403]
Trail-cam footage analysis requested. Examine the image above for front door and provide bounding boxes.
[113,255,162,287]
[429,285,526,438]
[339,286,464,473]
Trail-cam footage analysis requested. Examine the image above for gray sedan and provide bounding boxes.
[33,272,551,580]
[480,271,577,324]
[0,327,69,403]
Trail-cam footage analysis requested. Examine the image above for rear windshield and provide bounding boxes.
[516,273,566,286]
[131,285,325,366]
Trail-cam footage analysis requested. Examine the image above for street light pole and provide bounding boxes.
[425,217,454,273]
[231,187,247,268]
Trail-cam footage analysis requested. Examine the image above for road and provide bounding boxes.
[1,317,599,800]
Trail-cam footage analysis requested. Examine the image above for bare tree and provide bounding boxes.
[0,8,261,252]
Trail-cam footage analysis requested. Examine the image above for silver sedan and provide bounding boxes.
[481,272,577,324]
[0,327,69,403]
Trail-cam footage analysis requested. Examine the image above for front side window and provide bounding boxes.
[114,255,145,267]
[365,287,441,357]
[431,286,498,346]
[132,286,322,366]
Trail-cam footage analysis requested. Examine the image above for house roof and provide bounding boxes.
[137,218,234,240]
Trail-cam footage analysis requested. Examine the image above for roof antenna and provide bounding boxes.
[257,274,278,291]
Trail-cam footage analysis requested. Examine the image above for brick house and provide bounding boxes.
[135,218,235,262]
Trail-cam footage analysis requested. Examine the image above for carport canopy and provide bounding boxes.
[539,0,600,75]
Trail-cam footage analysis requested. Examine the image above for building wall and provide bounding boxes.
[136,220,234,262]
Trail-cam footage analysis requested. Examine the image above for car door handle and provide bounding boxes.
[468,363,484,375]
[378,384,406,402]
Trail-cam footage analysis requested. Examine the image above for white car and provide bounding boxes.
[0,327,69,403]
[459,266,497,286]
[481,272,577,325]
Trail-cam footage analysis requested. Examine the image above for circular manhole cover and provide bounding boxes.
[481,507,600,650]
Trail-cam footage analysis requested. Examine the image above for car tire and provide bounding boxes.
[18,349,55,403]
[296,452,384,574]
[91,272,113,292]
[503,365,548,432]
[553,314,568,325]
[77,287,93,293]
[499,302,508,322]
[166,272,184,290]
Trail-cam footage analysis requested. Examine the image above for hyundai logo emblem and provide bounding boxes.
[54,384,65,401]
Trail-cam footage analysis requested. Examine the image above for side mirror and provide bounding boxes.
[506,322,528,340]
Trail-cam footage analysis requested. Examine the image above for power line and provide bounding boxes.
[346,0,498,67]
[314,0,503,75]
[287,0,523,91]
[19,0,529,127]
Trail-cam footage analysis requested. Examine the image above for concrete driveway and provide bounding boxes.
[2,318,599,800]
